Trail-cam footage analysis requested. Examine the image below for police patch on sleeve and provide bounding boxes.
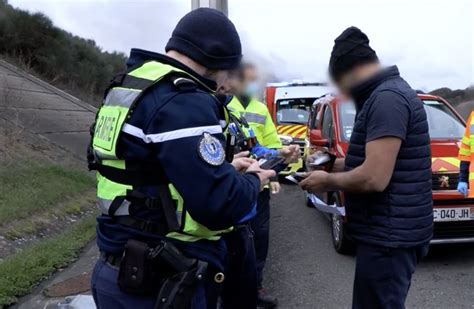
[198,132,225,166]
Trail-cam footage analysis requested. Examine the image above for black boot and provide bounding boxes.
[257,288,278,308]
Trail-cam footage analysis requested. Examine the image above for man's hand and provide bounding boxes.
[246,161,276,186]
[299,171,330,193]
[301,137,402,194]
[270,181,281,194]
[232,157,255,172]
[279,145,300,164]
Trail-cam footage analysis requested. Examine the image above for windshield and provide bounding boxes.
[423,100,465,139]
[338,99,465,141]
[276,98,314,125]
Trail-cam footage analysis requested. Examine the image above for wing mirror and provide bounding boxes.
[310,129,329,147]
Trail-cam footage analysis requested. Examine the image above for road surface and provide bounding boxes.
[265,184,474,309]
[15,183,474,308]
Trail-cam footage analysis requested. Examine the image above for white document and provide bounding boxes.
[310,153,332,166]
[308,193,346,216]
[285,175,300,184]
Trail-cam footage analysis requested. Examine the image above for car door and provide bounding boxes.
[314,105,336,203]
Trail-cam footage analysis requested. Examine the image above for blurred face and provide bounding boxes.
[215,69,241,95]
[205,69,231,94]
[333,62,381,98]
[214,70,231,91]
[242,66,257,86]
[241,66,259,97]
[334,70,357,97]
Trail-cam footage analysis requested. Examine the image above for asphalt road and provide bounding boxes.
[264,184,474,309]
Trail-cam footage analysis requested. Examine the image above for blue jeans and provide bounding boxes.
[352,243,429,309]
[91,259,212,309]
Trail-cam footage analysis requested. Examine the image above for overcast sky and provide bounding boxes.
[9,0,474,91]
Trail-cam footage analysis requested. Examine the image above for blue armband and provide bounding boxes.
[250,144,279,158]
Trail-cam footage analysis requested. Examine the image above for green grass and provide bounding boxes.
[1,190,96,241]
[0,164,94,223]
[0,216,96,307]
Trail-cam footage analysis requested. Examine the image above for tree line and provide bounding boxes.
[0,0,127,105]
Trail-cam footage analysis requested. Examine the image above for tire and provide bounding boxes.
[330,194,355,255]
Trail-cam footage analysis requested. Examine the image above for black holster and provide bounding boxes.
[117,239,208,308]
[155,260,208,309]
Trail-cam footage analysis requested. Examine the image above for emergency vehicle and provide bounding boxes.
[264,82,333,175]
[306,93,474,254]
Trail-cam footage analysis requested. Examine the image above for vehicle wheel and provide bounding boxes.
[330,195,355,255]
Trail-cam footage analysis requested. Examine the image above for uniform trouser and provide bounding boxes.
[250,188,271,289]
[91,258,220,309]
[221,225,257,309]
[352,243,429,309]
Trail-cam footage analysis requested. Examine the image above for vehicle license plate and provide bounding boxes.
[433,207,473,222]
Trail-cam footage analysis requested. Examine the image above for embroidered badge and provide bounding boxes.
[198,132,225,166]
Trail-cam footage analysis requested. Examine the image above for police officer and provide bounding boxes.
[458,111,474,197]
[220,72,299,309]
[88,8,276,309]
[228,64,282,308]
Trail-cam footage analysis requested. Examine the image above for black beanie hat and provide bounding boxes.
[166,8,242,70]
[328,26,379,81]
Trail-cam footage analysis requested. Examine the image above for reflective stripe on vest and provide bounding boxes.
[243,112,266,125]
[227,96,282,149]
[93,60,230,242]
[122,123,223,144]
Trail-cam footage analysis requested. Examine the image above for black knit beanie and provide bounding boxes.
[329,27,379,82]
[166,8,242,70]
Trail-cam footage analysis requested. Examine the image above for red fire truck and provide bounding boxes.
[306,93,474,254]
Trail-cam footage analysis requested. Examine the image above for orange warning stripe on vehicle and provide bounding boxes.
[277,125,307,139]
[431,157,460,172]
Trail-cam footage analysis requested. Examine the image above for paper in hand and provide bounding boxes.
[308,193,346,216]
[308,151,336,171]
[285,172,307,184]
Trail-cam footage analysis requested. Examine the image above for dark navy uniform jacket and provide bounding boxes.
[345,66,433,248]
[96,49,260,270]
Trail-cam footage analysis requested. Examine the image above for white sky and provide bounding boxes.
[9,0,474,91]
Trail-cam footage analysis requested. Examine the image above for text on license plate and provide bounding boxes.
[433,207,474,222]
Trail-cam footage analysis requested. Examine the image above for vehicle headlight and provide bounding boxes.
[279,135,293,145]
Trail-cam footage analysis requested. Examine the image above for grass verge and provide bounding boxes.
[0,216,96,307]
[1,189,96,241]
[0,164,94,223]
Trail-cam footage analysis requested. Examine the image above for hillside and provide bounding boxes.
[430,86,474,120]
[0,26,99,305]
[0,0,126,105]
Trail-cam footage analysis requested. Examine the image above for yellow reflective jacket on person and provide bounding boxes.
[228,96,282,149]
[458,111,474,197]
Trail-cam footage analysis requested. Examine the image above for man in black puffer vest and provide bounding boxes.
[300,27,433,309]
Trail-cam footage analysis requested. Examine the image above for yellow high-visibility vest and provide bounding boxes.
[228,97,282,149]
[458,111,474,197]
[92,60,231,242]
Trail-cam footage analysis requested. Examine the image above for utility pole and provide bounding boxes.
[191,0,228,16]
